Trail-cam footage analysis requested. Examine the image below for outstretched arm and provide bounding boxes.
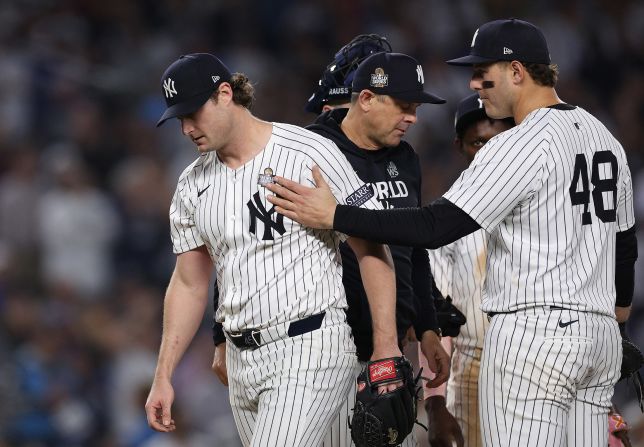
[267,166,480,248]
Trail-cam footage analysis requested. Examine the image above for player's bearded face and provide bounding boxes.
[180,98,232,153]
[368,95,419,148]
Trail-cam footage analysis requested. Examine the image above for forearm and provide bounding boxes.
[155,274,210,380]
[351,239,398,352]
[616,225,637,308]
[334,198,480,249]
[411,247,440,337]
[155,249,213,381]
[425,336,452,398]
[212,283,226,346]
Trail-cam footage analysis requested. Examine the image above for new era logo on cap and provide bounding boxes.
[447,18,551,66]
[352,52,445,104]
[156,53,232,127]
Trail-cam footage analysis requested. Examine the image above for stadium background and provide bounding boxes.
[0,0,642,446]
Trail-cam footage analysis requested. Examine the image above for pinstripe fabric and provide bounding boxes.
[428,231,489,352]
[428,230,489,446]
[443,106,635,316]
[169,123,381,334]
[227,323,360,447]
[169,122,380,444]
[480,309,620,446]
[440,105,634,446]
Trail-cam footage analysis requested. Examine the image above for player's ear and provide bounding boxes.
[216,82,234,105]
[509,61,525,85]
[358,89,376,111]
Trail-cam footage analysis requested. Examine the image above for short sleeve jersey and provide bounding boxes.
[169,123,382,332]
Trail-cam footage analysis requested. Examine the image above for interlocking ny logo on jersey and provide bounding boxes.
[163,78,177,98]
[247,192,285,240]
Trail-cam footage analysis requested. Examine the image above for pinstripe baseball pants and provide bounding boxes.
[227,318,359,447]
[480,307,621,447]
[446,346,483,447]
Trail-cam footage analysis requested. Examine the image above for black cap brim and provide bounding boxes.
[446,54,498,66]
[390,90,446,104]
[156,91,213,127]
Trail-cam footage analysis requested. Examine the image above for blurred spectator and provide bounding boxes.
[38,145,119,298]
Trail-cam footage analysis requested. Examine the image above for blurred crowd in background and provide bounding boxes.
[0,0,642,446]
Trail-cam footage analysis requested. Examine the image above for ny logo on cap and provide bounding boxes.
[416,65,424,84]
[370,68,388,88]
[471,29,479,47]
[163,78,177,98]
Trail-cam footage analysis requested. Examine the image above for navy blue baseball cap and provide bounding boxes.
[454,93,487,134]
[447,19,551,66]
[352,52,446,104]
[157,53,232,127]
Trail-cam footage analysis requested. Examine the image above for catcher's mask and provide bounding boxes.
[305,34,392,114]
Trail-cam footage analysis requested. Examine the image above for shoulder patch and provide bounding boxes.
[345,184,374,206]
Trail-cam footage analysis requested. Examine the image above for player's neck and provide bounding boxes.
[341,108,380,150]
[514,86,562,124]
[218,111,272,169]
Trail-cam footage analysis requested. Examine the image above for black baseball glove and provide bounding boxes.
[619,324,644,412]
[435,295,466,337]
[621,338,644,381]
[350,357,420,447]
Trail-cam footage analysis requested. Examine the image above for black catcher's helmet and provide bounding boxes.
[305,34,392,114]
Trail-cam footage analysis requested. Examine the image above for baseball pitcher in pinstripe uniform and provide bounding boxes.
[266,18,637,447]
[144,53,402,447]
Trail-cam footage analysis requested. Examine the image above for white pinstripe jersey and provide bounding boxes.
[169,122,382,333]
[428,229,489,351]
[443,106,635,315]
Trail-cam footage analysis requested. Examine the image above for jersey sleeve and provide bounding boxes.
[443,129,548,231]
[427,244,456,298]
[170,169,204,254]
[616,149,635,232]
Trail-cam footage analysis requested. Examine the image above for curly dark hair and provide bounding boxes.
[522,62,559,87]
[229,73,255,109]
